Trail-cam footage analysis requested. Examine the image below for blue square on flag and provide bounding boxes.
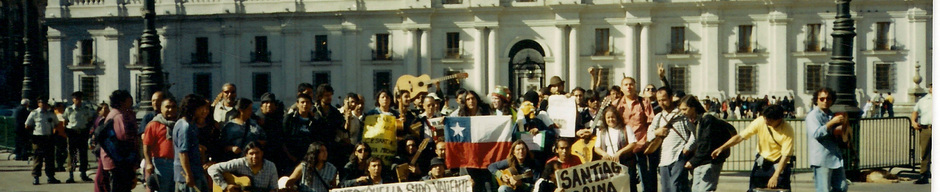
[444,117,472,143]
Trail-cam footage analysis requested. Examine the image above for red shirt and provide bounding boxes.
[143,121,175,159]
[547,156,583,169]
[617,97,654,145]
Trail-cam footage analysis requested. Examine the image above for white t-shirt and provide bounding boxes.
[595,126,631,156]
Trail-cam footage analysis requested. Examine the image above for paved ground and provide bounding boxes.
[0,151,932,192]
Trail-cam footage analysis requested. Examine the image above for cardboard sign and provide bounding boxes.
[330,175,473,192]
[362,114,399,165]
[555,160,632,192]
[547,95,577,137]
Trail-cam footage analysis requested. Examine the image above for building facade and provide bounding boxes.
[43,0,931,112]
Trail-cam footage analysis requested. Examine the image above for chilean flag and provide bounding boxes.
[444,116,514,169]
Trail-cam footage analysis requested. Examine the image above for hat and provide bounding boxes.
[427,93,442,101]
[260,92,276,103]
[430,157,445,167]
[490,86,510,102]
[549,76,565,86]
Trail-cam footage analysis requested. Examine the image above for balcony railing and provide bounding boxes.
[668,41,689,54]
[735,42,762,53]
[803,39,824,52]
[442,0,462,4]
[250,51,272,63]
[191,52,212,64]
[311,50,331,62]
[445,48,461,59]
[372,50,392,61]
[873,39,896,51]
[76,54,97,65]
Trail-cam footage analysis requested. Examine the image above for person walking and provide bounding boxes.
[682,95,735,192]
[26,97,61,185]
[142,96,178,192]
[174,94,212,192]
[97,90,140,192]
[805,87,849,192]
[13,99,31,161]
[63,91,96,183]
[647,88,693,192]
[912,84,932,184]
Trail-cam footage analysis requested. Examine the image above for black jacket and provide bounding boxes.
[688,114,735,167]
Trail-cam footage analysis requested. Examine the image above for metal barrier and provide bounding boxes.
[0,116,15,150]
[722,117,915,172]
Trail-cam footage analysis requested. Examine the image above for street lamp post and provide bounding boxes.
[20,0,39,102]
[138,0,164,112]
[828,0,862,177]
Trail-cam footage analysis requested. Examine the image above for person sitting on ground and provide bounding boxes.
[345,157,393,187]
[533,161,563,192]
[488,140,543,192]
[207,141,278,192]
[286,142,338,192]
[341,143,372,185]
[421,157,453,181]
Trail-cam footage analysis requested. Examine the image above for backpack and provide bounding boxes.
[92,118,139,165]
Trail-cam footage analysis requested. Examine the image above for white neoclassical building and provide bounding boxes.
[43,0,931,113]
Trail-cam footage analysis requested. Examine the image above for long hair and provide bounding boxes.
[506,140,532,174]
[374,89,394,107]
[180,94,208,122]
[600,107,624,130]
[348,143,373,166]
[458,90,491,116]
[304,142,326,171]
[541,161,562,180]
[108,90,133,109]
[679,95,706,115]
[234,98,252,119]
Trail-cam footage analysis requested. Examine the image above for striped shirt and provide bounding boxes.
[207,158,279,191]
[300,162,338,192]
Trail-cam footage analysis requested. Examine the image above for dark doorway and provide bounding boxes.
[508,40,546,103]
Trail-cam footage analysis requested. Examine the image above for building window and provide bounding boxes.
[193,73,212,99]
[442,0,461,4]
[374,34,391,60]
[805,24,822,52]
[874,22,891,50]
[374,70,392,94]
[79,39,94,65]
[80,76,98,103]
[670,27,686,54]
[253,73,271,100]
[192,37,211,64]
[252,36,271,62]
[313,71,331,87]
[313,35,330,62]
[669,66,688,93]
[805,63,826,92]
[594,28,610,56]
[874,63,893,91]
[446,32,460,59]
[736,65,756,93]
[737,25,753,53]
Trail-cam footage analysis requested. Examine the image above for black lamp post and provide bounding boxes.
[20,0,39,102]
[138,0,164,112]
[827,0,862,176]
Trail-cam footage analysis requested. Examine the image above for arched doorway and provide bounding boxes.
[508,40,546,102]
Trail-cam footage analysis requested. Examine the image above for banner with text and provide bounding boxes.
[362,114,399,165]
[330,175,473,192]
[555,160,631,192]
[547,95,577,137]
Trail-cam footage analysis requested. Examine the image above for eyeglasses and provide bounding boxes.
[356,149,367,153]
[818,97,830,102]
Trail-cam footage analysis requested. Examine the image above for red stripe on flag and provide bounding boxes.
[445,142,513,169]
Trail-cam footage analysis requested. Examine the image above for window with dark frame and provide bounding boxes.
[313,71,331,87]
[446,32,460,59]
[79,39,94,65]
[669,66,688,93]
[805,63,825,91]
[444,69,463,97]
[594,28,610,56]
[314,35,330,61]
[193,73,213,99]
[442,0,461,4]
[875,22,891,50]
[193,37,210,64]
[374,34,390,60]
[253,73,271,100]
[374,70,392,94]
[806,24,822,52]
[737,65,756,93]
[874,63,892,91]
[80,76,98,104]
[670,27,685,54]
[737,25,753,53]
[252,36,270,62]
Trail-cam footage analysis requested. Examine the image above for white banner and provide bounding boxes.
[548,95,577,137]
[330,175,472,192]
[555,160,631,192]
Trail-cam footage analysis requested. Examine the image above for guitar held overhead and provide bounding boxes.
[395,73,469,101]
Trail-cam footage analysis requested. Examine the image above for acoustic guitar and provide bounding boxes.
[571,136,597,163]
[833,112,852,149]
[495,169,533,190]
[395,72,469,101]
[212,173,253,192]
[395,138,431,182]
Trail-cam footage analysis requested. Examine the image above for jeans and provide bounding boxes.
[635,152,659,192]
[176,175,209,192]
[658,155,690,192]
[153,158,177,192]
[811,166,847,192]
[692,161,724,192]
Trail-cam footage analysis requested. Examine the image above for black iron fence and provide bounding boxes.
[0,116,15,150]
[722,117,915,172]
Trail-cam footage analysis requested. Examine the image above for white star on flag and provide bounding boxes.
[451,122,466,138]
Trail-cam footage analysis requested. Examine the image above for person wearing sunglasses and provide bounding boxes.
[805,87,848,192]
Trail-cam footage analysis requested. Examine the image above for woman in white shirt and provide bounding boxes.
[594,107,637,163]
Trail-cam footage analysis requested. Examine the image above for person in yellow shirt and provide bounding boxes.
[711,105,793,191]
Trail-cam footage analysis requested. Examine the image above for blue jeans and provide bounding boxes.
[153,158,176,192]
[635,152,659,192]
[658,155,690,192]
[176,175,208,192]
[692,161,724,192]
[812,166,847,192]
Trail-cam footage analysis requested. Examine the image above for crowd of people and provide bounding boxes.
[9,65,931,192]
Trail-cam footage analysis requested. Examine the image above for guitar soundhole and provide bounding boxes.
[418,82,424,87]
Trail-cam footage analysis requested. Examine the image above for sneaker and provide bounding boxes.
[47,178,61,184]
[65,178,76,183]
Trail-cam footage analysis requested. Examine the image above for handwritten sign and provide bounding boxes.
[555,160,631,192]
[547,95,577,137]
[362,114,399,165]
[330,175,473,192]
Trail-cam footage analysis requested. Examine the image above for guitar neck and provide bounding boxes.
[409,138,431,165]
[428,74,465,84]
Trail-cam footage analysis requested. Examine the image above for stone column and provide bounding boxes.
[701,13,722,98]
[47,30,66,101]
[568,25,579,89]
[639,22,651,87]
[623,24,637,80]
[487,27,499,92]
[420,29,432,76]
[768,11,789,96]
[405,29,419,76]
[908,8,929,102]
[342,26,360,93]
[473,27,486,93]
[220,26,238,89]
[282,29,300,94]
[556,25,568,81]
